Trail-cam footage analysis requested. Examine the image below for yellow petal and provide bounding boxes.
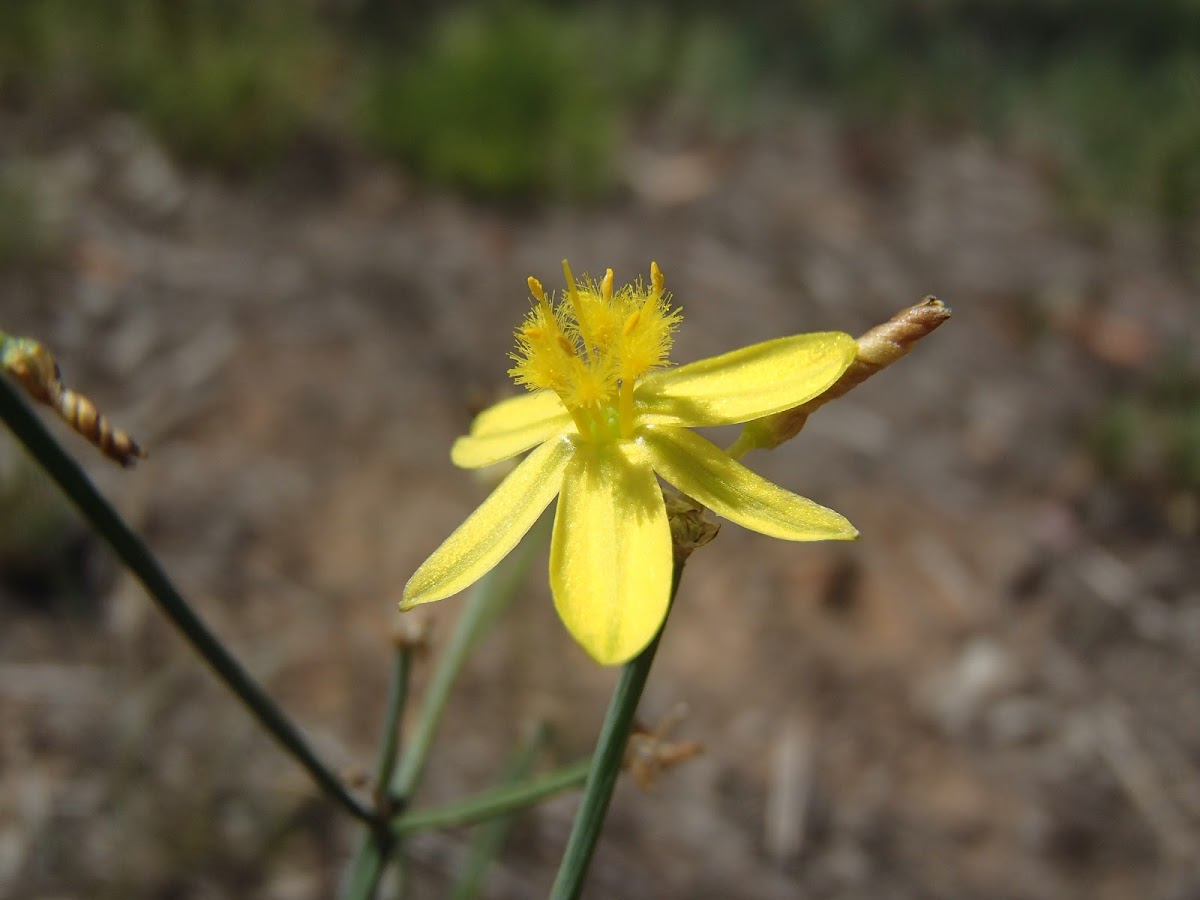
[470,389,566,436]
[403,435,573,608]
[641,426,857,541]
[635,332,856,426]
[550,439,672,665]
[452,419,573,468]
[452,390,573,468]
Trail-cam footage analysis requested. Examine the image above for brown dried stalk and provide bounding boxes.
[734,296,951,454]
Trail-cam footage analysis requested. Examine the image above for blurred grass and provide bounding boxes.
[355,5,618,200]
[756,0,1200,223]
[0,0,335,171]
[1088,347,1200,532]
[0,0,1196,212]
[355,5,761,199]
[111,4,335,169]
[1011,53,1200,224]
[0,163,62,267]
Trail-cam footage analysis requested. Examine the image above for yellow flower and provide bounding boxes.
[401,262,859,665]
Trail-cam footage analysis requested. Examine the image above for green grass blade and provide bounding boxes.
[391,756,591,837]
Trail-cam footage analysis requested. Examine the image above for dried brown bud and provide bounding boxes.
[624,704,704,791]
[1,334,147,467]
[390,613,433,654]
[736,296,950,452]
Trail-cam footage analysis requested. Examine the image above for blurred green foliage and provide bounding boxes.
[357,6,618,200]
[1154,353,1200,492]
[742,0,1200,221]
[111,3,335,169]
[1089,349,1200,498]
[355,5,759,198]
[1012,53,1200,223]
[0,0,334,170]
[0,0,1197,211]
[0,163,62,268]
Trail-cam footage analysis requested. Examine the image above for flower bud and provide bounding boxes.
[663,488,720,562]
[734,297,951,453]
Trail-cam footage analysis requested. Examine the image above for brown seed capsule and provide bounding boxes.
[55,386,146,468]
[735,296,951,453]
[1,334,146,467]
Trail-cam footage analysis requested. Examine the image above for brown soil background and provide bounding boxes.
[2,113,1199,899]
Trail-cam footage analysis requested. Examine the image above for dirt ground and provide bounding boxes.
[1,111,1199,899]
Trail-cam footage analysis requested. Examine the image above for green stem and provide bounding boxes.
[391,512,550,801]
[341,646,414,899]
[341,830,390,900]
[450,723,548,900]
[375,649,413,800]
[342,511,552,900]
[0,376,373,824]
[548,560,686,900]
[391,757,591,837]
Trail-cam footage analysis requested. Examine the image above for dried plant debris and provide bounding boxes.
[1,332,146,467]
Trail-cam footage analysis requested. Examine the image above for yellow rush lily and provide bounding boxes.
[401,261,859,665]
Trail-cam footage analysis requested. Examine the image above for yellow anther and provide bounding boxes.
[650,261,664,295]
[509,261,681,434]
[560,260,582,326]
[562,260,577,302]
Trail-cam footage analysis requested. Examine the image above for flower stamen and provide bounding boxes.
[509,260,682,446]
[618,378,635,438]
[650,261,664,296]
[561,259,596,362]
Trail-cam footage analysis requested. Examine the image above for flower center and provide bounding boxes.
[508,261,681,442]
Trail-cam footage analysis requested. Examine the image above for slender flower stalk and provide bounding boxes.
[374,630,421,799]
[549,559,685,899]
[339,514,552,900]
[402,262,859,665]
[341,637,417,900]
[388,757,592,836]
[391,512,550,802]
[342,516,548,900]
